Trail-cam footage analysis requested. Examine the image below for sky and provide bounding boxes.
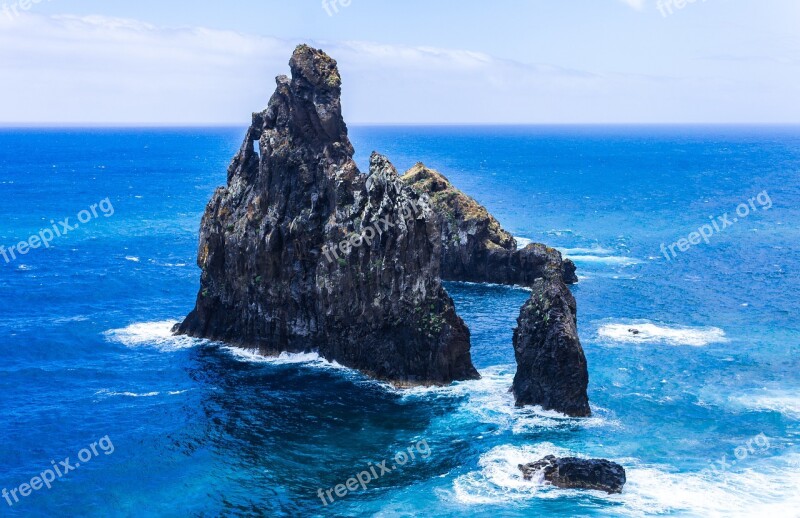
[0,0,798,125]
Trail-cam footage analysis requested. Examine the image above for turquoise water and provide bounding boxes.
[0,126,798,516]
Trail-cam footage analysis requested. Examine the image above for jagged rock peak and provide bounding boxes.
[175,45,479,386]
[253,45,352,162]
[289,44,342,90]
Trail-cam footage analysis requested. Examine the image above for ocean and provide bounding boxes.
[0,125,798,517]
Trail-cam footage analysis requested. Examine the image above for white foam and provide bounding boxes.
[401,367,614,433]
[730,391,800,420]
[223,346,348,370]
[104,320,204,351]
[95,388,189,398]
[558,246,615,256]
[52,315,89,324]
[617,454,800,517]
[446,280,532,293]
[568,255,640,266]
[515,237,533,250]
[545,229,574,236]
[125,256,140,262]
[519,239,615,256]
[451,445,800,516]
[95,389,160,398]
[452,443,573,504]
[105,322,355,371]
[597,322,727,347]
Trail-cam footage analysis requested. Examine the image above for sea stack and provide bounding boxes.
[175,45,479,385]
[512,274,591,417]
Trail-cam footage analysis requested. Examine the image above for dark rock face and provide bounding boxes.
[512,275,590,416]
[519,456,626,494]
[562,258,578,284]
[401,164,577,287]
[176,45,478,385]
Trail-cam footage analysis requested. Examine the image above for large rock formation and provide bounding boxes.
[175,45,478,385]
[519,456,626,494]
[175,44,590,413]
[512,274,591,417]
[401,163,577,286]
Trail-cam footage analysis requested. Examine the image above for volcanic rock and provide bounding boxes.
[401,164,590,413]
[401,163,577,286]
[512,274,590,416]
[175,45,479,385]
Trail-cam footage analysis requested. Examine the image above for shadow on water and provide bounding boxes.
[167,343,466,516]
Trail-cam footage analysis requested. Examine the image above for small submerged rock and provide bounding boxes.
[518,455,626,494]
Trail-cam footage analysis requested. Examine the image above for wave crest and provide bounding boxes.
[103,320,204,351]
[401,367,614,433]
[730,391,800,420]
[597,322,727,347]
[451,445,800,516]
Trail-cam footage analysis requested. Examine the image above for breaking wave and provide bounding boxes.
[597,322,727,347]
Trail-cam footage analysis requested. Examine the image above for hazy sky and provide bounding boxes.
[0,0,798,124]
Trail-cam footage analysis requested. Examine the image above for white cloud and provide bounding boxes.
[0,12,795,124]
[0,13,605,124]
[0,14,295,123]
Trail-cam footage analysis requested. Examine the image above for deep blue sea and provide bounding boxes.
[0,126,798,517]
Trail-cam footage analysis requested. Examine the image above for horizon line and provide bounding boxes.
[2,122,800,129]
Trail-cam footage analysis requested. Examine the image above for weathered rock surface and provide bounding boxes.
[512,275,590,416]
[175,45,479,385]
[401,163,577,286]
[518,455,626,494]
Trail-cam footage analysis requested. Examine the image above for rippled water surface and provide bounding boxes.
[0,126,798,516]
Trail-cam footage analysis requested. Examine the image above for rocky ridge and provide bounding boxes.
[401,163,578,286]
